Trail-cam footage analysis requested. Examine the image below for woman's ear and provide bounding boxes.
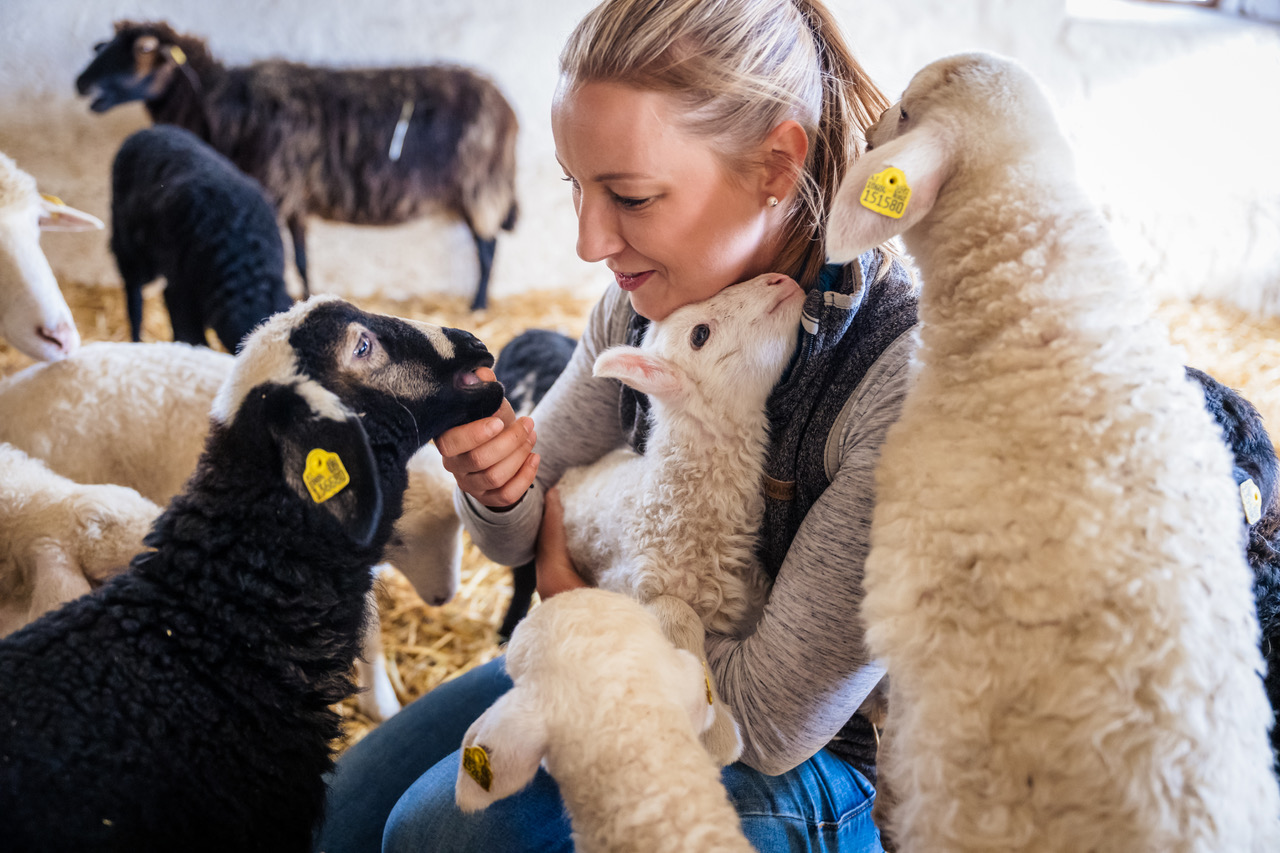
[759,119,810,204]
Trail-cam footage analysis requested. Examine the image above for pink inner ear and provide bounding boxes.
[595,351,683,399]
[38,200,105,232]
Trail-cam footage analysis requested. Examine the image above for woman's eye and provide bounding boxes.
[561,176,580,192]
[354,336,371,359]
[690,324,711,349]
[612,193,651,211]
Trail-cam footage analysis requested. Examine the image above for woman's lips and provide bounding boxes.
[614,270,654,291]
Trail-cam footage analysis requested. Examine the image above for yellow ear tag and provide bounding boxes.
[859,167,912,219]
[703,661,714,706]
[168,45,187,65]
[40,193,66,207]
[1241,478,1263,525]
[463,745,493,792]
[303,448,350,504]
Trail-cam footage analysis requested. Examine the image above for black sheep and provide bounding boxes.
[0,296,504,852]
[492,328,577,640]
[77,20,520,311]
[1186,366,1280,772]
[111,125,293,352]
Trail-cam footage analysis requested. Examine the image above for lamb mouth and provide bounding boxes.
[453,356,497,392]
[83,86,117,112]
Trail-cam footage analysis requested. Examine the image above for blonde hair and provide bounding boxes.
[559,0,891,288]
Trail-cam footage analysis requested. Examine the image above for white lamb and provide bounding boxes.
[0,340,464,720]
[0,442,159,637]
[455,587,754,853]
[557,272,804,765]
[0,151,101,362]
[826,52,1280,851]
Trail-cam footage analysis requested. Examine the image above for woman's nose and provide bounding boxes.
[575,195,625,263]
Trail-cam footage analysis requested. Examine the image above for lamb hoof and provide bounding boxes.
[701,703,744,766]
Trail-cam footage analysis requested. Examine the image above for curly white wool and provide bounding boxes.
[828,51,1280,852]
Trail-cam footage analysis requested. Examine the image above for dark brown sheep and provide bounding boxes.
[76,20,520,311]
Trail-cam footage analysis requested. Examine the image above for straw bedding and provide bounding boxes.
[1,281,1276,754]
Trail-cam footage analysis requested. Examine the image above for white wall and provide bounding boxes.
[2,0,1278,312]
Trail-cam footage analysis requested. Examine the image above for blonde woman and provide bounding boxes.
[316,1,915,850]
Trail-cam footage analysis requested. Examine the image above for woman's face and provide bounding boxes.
[552,81,780,322]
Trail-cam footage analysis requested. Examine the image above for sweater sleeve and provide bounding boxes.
[454,285,634,566]
[705,329,917,775]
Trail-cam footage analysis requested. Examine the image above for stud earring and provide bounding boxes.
[767,196,779,208]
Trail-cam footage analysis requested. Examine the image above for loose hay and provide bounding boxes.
[1,281,1276,755]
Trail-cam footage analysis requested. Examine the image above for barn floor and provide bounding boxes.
[2,281,1278,754]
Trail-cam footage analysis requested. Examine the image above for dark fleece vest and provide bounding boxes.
[620,250,919,780]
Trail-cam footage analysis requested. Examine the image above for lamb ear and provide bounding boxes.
[264,383,383,546]
[38,195,105,232]
[593,347,686,401]
[826,120,953,263]
[455,687,549,812]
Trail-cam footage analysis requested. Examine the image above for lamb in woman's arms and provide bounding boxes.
[557,272,804,764]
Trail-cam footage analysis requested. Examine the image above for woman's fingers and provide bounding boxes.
[439,416,534,481]
[535,488,588,599]
[468,446,541,508]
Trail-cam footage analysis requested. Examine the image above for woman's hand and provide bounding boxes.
[535,487,588,599]
[435,367,539,509]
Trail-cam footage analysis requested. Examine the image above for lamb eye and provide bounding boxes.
[900,107,908,122]
[354,335,371,359]
[690,324,711,350]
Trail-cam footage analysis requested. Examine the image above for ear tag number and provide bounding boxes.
[463,745,493,791]
[1241,478,1263,525]
[303,448,350,504]
[168,45,187,65]
[860,167,912,219]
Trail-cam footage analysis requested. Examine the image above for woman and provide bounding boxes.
[315,1,916,850]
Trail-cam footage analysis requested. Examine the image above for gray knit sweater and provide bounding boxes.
[456,251,918,778]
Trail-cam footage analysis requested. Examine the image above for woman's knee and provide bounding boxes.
[382,752,574,853]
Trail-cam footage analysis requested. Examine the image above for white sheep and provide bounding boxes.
[0,442,160,637]
[557,272,804,764]
[455,587,754,853]
[0,339,464,720]
[826,52,1280,851]
[0,151,101,362]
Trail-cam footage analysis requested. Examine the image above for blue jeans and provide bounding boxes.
[314,657,882,853]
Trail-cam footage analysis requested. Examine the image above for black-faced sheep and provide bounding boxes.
[491,327,577,640]
[110,125,294,352]
[1186,366,1280,773]
[0,151,101,361]
[0,339,473,721]
[76,20,519,311]
[557,273,804,764]
[0,296,504,852]
[827,52,1280,850]
[456,588,754,853]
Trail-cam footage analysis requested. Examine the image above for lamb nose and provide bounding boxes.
[451,329,489,355]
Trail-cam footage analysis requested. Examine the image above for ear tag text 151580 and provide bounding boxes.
[304,448,350,503]
[860,167,911,219]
